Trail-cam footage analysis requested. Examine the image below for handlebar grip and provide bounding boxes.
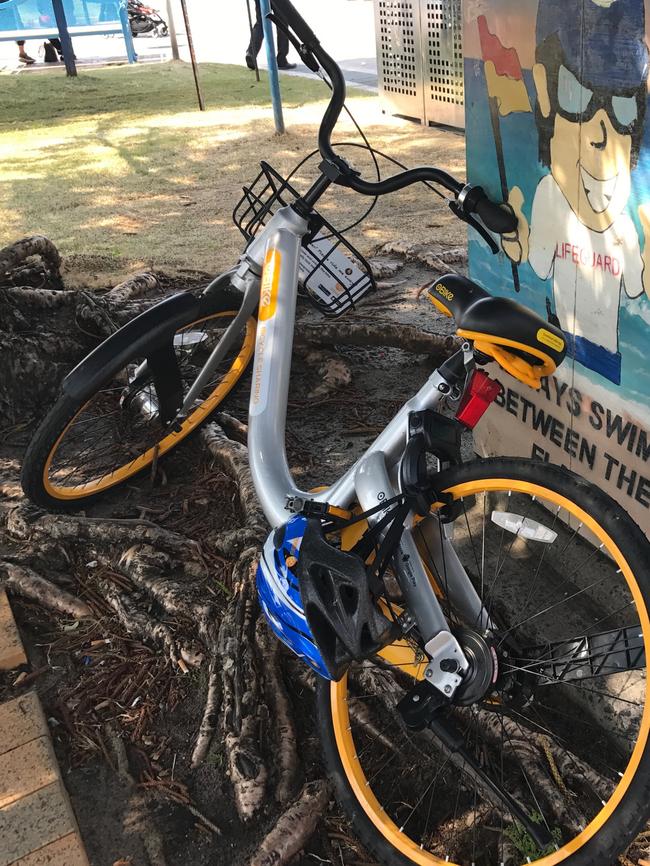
[270,0,320,47]
[474,196,517,234]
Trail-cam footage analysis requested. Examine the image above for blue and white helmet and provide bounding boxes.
[256,514,332,679]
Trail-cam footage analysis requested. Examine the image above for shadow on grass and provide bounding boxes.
[0,63,463,274]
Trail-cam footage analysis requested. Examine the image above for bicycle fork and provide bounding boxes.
[355,451,471,699]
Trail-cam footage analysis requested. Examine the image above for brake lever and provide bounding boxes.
[266,12,320,72]
[449,200,499,254]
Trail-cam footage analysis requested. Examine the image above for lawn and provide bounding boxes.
[0,61,466,282]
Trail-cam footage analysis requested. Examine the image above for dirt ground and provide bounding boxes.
[0,248,466,866]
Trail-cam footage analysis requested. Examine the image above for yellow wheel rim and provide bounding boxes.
[331,477,650,865]
[43,312,256,499]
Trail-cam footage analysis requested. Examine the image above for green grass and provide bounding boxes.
[0,61,329,129]
[0,60,463,278]
[0,61,353,275]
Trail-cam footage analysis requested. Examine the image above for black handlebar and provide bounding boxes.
[270,0,517,237]
[475,196,517,233]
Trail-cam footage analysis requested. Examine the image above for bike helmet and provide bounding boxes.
[256,515,332,679]
[256,514,397,681]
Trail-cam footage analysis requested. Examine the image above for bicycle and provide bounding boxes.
[20,2,650,864]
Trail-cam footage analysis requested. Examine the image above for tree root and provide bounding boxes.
[294,319,459,357]
[191,655,220,768]
[207,527,262,559]
[8,508,200,560]
[431,803,493,859]
[249,779,330,866]
[375,241,467,276]
[475,709,589,832]
[101,581,181,667]
[218,549,268,820]
[201,421,266,539]
[215,411,248,445]
[295,346,353,400]
[106,273,161,305]
[256,619,299,805]
[2,563,92,619]
[0,235,62,288]
[118,544,212,624]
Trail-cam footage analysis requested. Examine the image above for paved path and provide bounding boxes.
[0,591,89,866]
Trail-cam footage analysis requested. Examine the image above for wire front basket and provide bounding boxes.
[233,161,376,317]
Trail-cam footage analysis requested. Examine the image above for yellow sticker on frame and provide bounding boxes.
[259,249,281,321]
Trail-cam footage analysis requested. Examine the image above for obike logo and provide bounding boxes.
[435,283,454,301]
[259,249,281,321]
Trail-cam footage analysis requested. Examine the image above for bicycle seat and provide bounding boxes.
[427,274,566,389]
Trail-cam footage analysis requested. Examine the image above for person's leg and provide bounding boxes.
[276,26,291,64]
[16,40,35,64]
[273,6,295,69]
[246,0,264,68]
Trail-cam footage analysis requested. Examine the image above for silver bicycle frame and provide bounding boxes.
[210,206,491,687]
[242,207,451,524]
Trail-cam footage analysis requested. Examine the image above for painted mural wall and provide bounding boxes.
[464,0,650,530]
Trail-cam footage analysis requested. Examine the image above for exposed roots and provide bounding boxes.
[295,346,353,400]
[1,562,93,619]
[118,544,213,624]
[105,272,161,304]
[294,319,459,356]
[201,421,266,540]
[100,580,181,667]
[0,235,62,288]
[376,240,467,276]
[7,508,200,560]
[219,549,268,820]
[191,655,220,768]
[256,619,299,805]
[249,779,330,866]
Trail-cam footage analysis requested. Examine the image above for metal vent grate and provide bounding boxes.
[422,0,464,127]
[378,0,418,96]
[375,0,425,121]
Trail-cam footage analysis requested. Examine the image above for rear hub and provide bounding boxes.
[453,627,499,706]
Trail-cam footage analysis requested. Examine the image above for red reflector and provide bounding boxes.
[455,370,502,429]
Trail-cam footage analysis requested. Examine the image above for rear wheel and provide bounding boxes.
[21,294,255,510]
[317,458,650,866]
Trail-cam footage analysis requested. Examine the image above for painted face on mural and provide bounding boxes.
[499,0,650,386]
[533,55,643,232]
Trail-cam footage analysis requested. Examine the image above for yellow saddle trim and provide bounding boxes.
[457,328,557,390]
[427,293,453,317]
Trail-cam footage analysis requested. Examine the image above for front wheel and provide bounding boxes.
[21,291,255,511]
[317,458,650,866]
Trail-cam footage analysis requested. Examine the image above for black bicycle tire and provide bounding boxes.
[21,287,252,511]
[316,456,650,866]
